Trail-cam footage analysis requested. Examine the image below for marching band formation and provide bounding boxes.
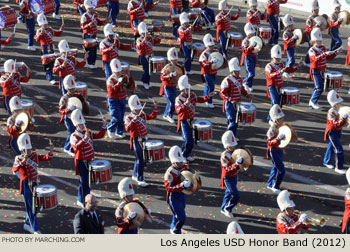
[1,0,350,235]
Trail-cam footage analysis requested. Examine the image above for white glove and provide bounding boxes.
[292,34,299,40]
[170,71,177,77]
[298,213,308,223]
[69,105,76,111]
[338,17,343,23]
[181,180,191,188]
[31,117,35,123]
[342,114,349,120]
[211,58,218,64]
[236,157,244,165]
[316,21,322,27]
[117,77,124,83]
[277,133,286,140]
[127,212,137,220]
[250,41,257,47]
[147,208,152,215]
[15,119,22,127]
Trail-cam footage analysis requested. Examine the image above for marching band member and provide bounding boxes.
[1,59,31,115]
[178,12,201,75]
[215,0,240,60]
[170,0,183,39]
[164,145,191,234]
[100,24,134,79]
[53,40,88,94]
[81,0,107,69]
[241,23,257,93]
[175,75,214,161]
[199,33,218,108]
[266,104,286,194]
[226,221,244,234]
[305,0,321,66]
[125,95,158,187]
[220,57,250,137]
[308,28,339,110]
[12,133,54,234]
[136,21,161,90]
[266,0,287,45]
[276,190,310,234]
[220,131,242,219]
[19,0,36,51]
[7,96,25,155]
[282,14,298,78]
[246,0,266,29]
[35,13,64,85]
[160,47,182,124]
[108,0,120,27]
[127,0,146,43]
[70,109,107,208]
[329,0,343,51]
[342,170,350,233]
[323,90,347,175]
[189,0,215,28]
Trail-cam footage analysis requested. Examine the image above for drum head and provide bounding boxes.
[21,99,33,108]
[339,106,350,128]
[145,140,163,148]
[180,170,202,195]
[277,125,292,148]
[231,148,253,171]
[123,202,150,230]
[208,52,224,69]
[326,71,343,79]
[249,36,263,53]
[151,56,165,62]
[35,184,57,196]
[193,119,212,129]
[239,102,256,112]
[75,81,87,89]
[67,97,83,112]
[192,42,205,49]
[16,112,30,134]
[90,159,111,170]
[259,25,271,31]
[230,32,243,39]
[282,87,299,94]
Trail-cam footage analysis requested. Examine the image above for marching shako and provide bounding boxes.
[226,221,244,234]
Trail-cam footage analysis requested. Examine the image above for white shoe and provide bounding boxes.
[206,102,215,108]
[220,209,234,219]
[304,63,310,67]
[50,80,56,85]
[243,83,251,93]
[282,72,291,79]
[143,83,150,89]
[63,148,75,157]
[267,186,281,194]
[88,64,97,69]
[53,14,60,19]
[23,223,34,234]
[28,46,36,51]
[132,176,138,182]
[323,163,334,169]
[115,133,126,138]
[186,156,194,162]
[76,200,85,208]
[335,168,346,175]
[309,100,320,110]
[170,229,176,234]
[269,120,274,126]
[107,130,116,139]
[138,180,149,187]
[34,231,42,234]
[163,115,175,124]
[185,71,192,75]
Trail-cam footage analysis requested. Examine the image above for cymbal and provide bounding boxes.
[293,29,307,45]
[208,52,224,69]
[339,11,350,26]
[180,170,202,195]
[339,106,350,127]
[16,112,30,134]
[231,148,253,171]
[249,36,263,53]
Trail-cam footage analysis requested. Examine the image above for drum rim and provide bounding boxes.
[21,99,33,105]
[282,87,299,92]
[91,166,112,171]
[239,102,256,110]
[35,184,57,196]
[151,56,165,61]
[90,159,111,166]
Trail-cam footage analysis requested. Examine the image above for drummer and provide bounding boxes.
[7,96,26,155]
[323,90,347,175]
[1,59,31,115]
[220,131,243,219]
[80,0,107,69]
[70,109,107,208]
[160,47,183,124]
[305,0,321,66]
[35,13,64,85]
[100,24,134,80]
[308,28,339,110]
[241,23,257,93]
[124,95,158,187]
[220,57,250,137]
[266,0,287,45]
[169,0,183,39]
[12,133,54,234]
[18,0,36,51]
[215,0,240,59]
[164,145,191,234]
[127,0,146,43]
[246,0,266,30]
[329,0,343,51]
[175,75,214,161]
[189,0,216,28]
[282,14,298,78]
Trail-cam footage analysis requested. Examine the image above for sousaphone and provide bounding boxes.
[208,52,224,69]
[164,64,183,83]
[339,106,350,127]
[277,123,298,148]
[249,36,263,53]
[231,147,253,171]
[122,201,152,230]
[293,29,307,45]
[180,170,202,195]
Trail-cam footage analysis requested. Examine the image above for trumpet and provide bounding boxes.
[295,210,327,227]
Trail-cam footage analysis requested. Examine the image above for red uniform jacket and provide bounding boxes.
[159,63,182,95]
[35,27,63,51]
[115,200,144,233]
[80,12,105,36]
[127,0,145,31]
[342,191,350,233]
[53,56,86,89]
[58,93,81,124]
[305,15,318,36]
[266,122,281,158]
[136,35,161,56]
[7,114,21,140]
[199,49,218,75]
[265,62,297,97]
[282,29,296,56]
[0,72,30,98]
[276,212,310,234]
[106,74,127,101]
[164,164,188,203]
[178,25,201,49]
[266,0,287,15]
[220,150,239,188]
[346,44,350,66]
[220,75,248,112]
[246,9,266,26]
[215,12,239,42]
[309,45,337,79]
[240,38,257,66]
[170,0,182,9]
[99,38,133,63]
[324,108,346,141]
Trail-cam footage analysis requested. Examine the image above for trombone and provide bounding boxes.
[295,210,327,227]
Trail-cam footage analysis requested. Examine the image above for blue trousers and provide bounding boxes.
[219,30,228,59]
[84,34,97,65]
[201,6,215,24]
[77,160,90,204]
[4,96,11,115]
[203,74,215,104]
[171,8,180,38]
[310,69,324,104]
[42,45,54,81]
[25,18,35,46]
[60,75,68,95]
[108,1,119,26]
[268,14,279,44]
[132,138,144,181]
[181,43,191,72]
[163,86,176,118]
[323,130,344,170]
[180,120,194,158]
[107,98,126,135]
[64,117,75,151]
[10,137,21,155]
[220,176,240,212]
[54,0,60,15]
[132,20,141,33]
[267,86,282,121]
[243,56,256,88]
[225,101,237,136]
[329,28,342,51]
[305,36,311,64]
[285,48,295,68]
[103,61,112,80]
[22,180,39,232]
[140,54,150,84]
[267,148,285,189]
[168,192,186,234]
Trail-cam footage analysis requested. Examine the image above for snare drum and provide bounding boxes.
[229,32,243,48]
[238,103,256,124]
[30,0,56,15]
[259,26,272,42]
[35,184,58,211]
[90,159,112,184]
[188,8,201,20]
[324,71,343,90]
[0,6,17,29]
[192,42,205,58]
[282,87,300,106]
[75,81,88,99]
[21,99,34,117]
[121,62,130,76]
[171,14,180,23]
[150,56,166,73]
[41,53,59,65]
[91,0,108,8]
[144,140,165,162]
[193,119,212,141]
[84,38,97,48]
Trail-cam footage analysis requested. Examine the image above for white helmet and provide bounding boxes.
[63,75,76,90]
[269,104,285,122]
[17,133,32,151]
[37,13,48,26]
[4,59,15,73]
[71,109,86,127]
[248,0,257,7]
[9,96,22,112]
[167,47,179,61]
[226,221,244,234]
[327,90,343,107]
[221,131,238,148]
[84,0,94,9]
[311,0,319,10]
[244,23,255,36]
[128,95,142,111]
[311,28,322,41]
[271,44,282,59]
[118,177,135,198]
[333,0,341,8]
[178,75,191,91]
[137,21,147,34]
[180,12,190,25]
[283,14,294,27]
[203,33,215,47]
[277,190,296,211]
[346,169,350,186]
[58,40,70,53]
[228,57,240,72]
[110,58,122,73]
[169,145,185,163]
[103,24,115,37]
[218,0,229,11]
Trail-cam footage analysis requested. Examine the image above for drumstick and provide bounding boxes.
[61,16,64,25]
[224,6,234,18]
[138,102,147,116]
[49,139,53,146]
[13,25,16,34]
